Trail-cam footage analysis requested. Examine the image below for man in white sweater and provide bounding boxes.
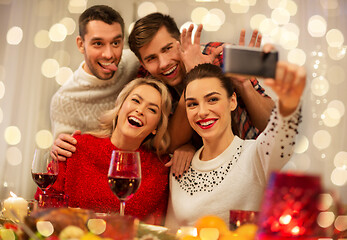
[51,5,140,160]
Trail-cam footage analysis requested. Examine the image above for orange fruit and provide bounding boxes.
[181,235,201,240]
[235,223,258,239]
[194,215,229,236]
[219,231,241,240]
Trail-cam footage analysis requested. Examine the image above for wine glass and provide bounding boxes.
[108,150,141,216]
[31,148,59,195]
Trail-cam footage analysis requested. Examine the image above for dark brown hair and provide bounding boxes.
[128,12,180,61]
[184,63,239,136]
[79,5,124,40]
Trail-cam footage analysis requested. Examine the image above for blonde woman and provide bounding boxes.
[37,78,172,225]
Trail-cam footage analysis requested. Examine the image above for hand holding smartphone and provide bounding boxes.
[223,45,278,78]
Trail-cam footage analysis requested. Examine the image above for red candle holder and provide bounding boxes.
[256,172,324,240]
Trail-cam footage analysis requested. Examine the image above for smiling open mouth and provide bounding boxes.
[162,65,177,76]
[128,116,143,127]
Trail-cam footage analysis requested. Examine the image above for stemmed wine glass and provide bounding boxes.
[108,150,141,216]
[31,148,59,195]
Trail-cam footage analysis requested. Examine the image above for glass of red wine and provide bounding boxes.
[31,148,59,195]
[108,150,141,216]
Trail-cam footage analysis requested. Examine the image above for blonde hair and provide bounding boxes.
[89,78,172,156]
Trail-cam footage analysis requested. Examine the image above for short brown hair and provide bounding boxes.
[128,12,180,61]
[79,5,124,40]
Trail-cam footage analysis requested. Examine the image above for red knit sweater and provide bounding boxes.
[36,134,170,225]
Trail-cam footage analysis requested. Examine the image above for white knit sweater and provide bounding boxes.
[50,49,140,139]
[165,101,302,231]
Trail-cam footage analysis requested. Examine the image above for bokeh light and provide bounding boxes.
[191,7,209,24]
[283,23,300,36]
[271,8,290,25]
[36,221,54,237]
[60,17,76,35]
[317,212,335,228]
[202,12,223,31]
[327,65,345,85]
[209,8,226,25]
[250,14,266,30]
[0,81,5,99]
[284,0,297,16]
[327,46,346,60]
[331,167,347,186]
[49,23,67,42]
[137,2,157,18]
[311,76,329,97]
[4,126,21,145]
[87,219,107,235]
[55,67,73,85]
[294,135,309,154]
[35,130,53,149]
[280,30,298,50]
[326,29,344,47]
[259,18,277,35]
[328,100,345,117]
[318,193,333,211]
[321,107,341,127]
[334,151,347,168]
[6,147,22,166]
[334,216,347,231]
[268,0,287,9]
[41,59,60,78]
[68,0,87,14]
[7,26,23,45]
[155,1,169,14]
[320,0,338,10]
[312,130,331,150]
[230,1,250,13]
[307,15,327,38]
[34,30,51,49]
[287,48,306,66]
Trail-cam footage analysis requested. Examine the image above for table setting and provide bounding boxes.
[1,148,346,240]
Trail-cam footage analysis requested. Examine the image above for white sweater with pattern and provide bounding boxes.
[165,101,302,231]
[50,49,140,139]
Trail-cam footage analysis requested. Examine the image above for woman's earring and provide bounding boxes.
[152,129,157,135]
[112,118,116,132]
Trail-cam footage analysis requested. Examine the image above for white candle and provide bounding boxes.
[3,192,28,222]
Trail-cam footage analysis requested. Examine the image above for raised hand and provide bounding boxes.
[264,61,306,116]
[228,29,263,86]
[239,29,262,47]
[179,24,223,72]
[51,130,81,161]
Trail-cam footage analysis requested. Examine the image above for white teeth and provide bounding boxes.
[101,62,112,66]
[128,116,143,126]
[163,65,177,75]
[200,120,214,126]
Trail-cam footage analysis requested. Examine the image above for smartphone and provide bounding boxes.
[223,45,278,78]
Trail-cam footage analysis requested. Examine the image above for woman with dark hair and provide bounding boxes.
[166,62,306,230]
